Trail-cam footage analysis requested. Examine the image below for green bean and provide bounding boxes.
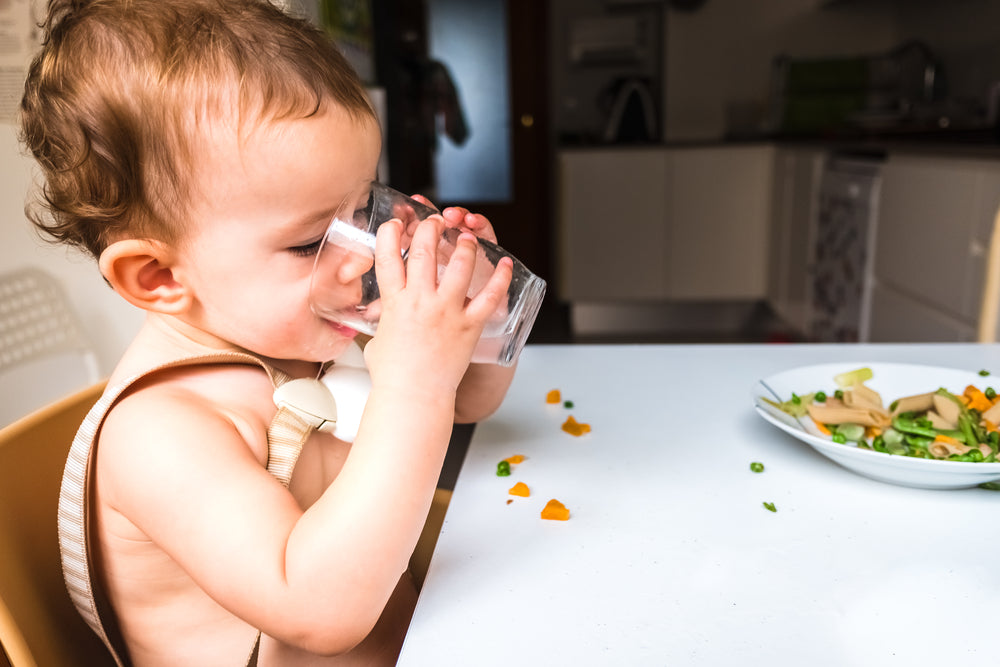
[892,416,937,439]
[496,460,511,476]
[831,433,847,444]
[762,502,776,513]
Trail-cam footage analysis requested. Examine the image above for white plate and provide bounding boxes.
[753,362,1000,490]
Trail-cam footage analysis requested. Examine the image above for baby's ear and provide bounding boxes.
[99,239,193,314]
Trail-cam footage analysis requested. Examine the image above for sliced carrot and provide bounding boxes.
[541,498,570,521]
[934,433,962,445]
[811,418,831,435]
[964,385,992,412]
[545,389,561,404]
[508,482,530,497]
[561,415,591,436]
[504,455,526,464]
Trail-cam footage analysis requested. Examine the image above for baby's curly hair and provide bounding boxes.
[20,0,375,259]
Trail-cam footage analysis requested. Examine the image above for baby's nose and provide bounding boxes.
[336,249,374,283]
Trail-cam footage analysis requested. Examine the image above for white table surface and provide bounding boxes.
[397,344,1000,666]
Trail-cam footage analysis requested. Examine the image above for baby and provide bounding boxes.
[21,0,515,664]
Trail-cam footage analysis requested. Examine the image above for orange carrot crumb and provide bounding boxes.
[546,389,561,404]
[934,433,962,445]
[964,385,992,412]
[811,418,831,435]
[541,499,570,521]
[561,415,591,436]
[508,482,530,497]
[504,455,526,464]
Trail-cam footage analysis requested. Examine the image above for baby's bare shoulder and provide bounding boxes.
[96,364,276,497]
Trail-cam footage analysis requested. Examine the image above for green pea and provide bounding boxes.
[980,369,991,377]
[987,387,997,401]
[750,462,764,473]
[814,391,827,402]
[968,449,985,462]
[834,389,844,400]
[496,460,511,476]
[563,400,574,409]
[831,432,847,444]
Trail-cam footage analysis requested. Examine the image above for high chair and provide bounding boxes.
[0,268,101,428]
[0,381,116,667]
[978,204,1000,342]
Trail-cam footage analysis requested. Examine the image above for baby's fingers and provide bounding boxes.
[373,219,405,295]
[436,232,481,299]
[464,257,514,323]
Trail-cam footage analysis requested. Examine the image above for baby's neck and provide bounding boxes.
[111,313,320,384]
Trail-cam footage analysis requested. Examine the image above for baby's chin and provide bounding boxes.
[303,328,360,363]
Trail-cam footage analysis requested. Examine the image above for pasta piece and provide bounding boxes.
[843,383,884,410]
[891,392,935,415]
[929,435,973,459]
[981,401,1000,425]
[806,402,890,428]
[926,410,955,430]
[932,394,961,426]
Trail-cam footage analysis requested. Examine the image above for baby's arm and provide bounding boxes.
[100,218,513,655]
[411,199,521,422]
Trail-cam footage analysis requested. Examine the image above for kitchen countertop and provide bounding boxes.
[558,129,1000,160]
[398,343,1000,666]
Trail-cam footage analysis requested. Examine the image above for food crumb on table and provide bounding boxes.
[508,481,530,497]
[541,498,570,521]
[546,389,561,404]
[561,415,591,436]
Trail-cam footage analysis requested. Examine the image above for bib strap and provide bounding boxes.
[58,352,314,667]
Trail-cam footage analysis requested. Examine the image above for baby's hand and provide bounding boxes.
[366,215,513,391]
[411,195,499,244]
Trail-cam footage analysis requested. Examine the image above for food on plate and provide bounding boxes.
[763,366,1000,462]
[496,460,512,477]
[750,461,764,473]
[541,498,570,521]
[561,415,591,436]
[762,501,777,513]
[546,389,561,404]
[508,482,530,497]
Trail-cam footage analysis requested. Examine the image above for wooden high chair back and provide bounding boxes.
[0,381,116,667]
[979,205,1000,342]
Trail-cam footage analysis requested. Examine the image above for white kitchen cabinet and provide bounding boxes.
[557,144,774,303]
[767,147,825,336]
[557,148,669,301]
[870,153,1000,338]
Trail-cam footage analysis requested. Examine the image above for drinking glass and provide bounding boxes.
[310,181,546,366]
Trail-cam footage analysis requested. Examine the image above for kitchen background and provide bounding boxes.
[5,0,1000,421]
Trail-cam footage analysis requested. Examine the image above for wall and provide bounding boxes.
[894,0,1000,108]
[0,125,144,375]
[664,0,900,141]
